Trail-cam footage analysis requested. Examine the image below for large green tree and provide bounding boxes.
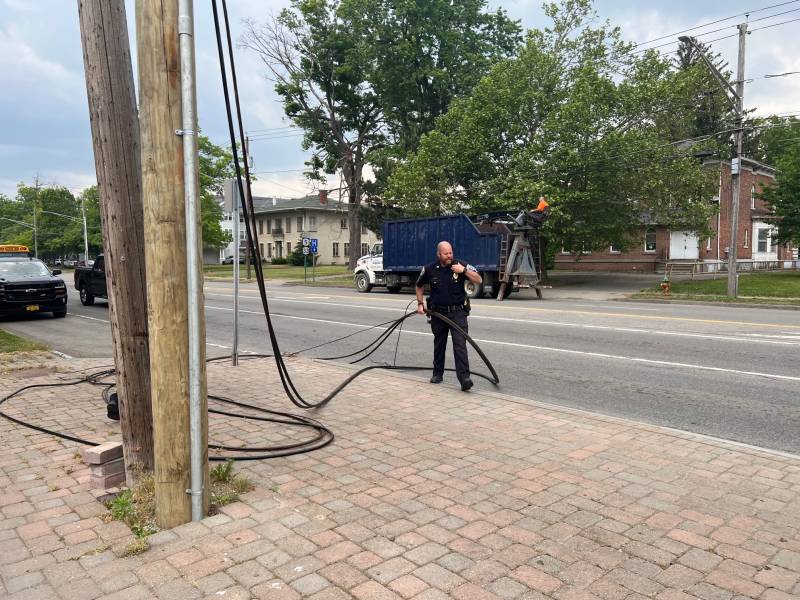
[198,135,234,250]
[759,120,800,246]
[386,0,717,252]
[242,0,520,265]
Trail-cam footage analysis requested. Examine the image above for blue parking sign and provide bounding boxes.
[310,238,318,253]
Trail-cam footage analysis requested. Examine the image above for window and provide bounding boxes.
[285,218,291,234]
[644,228,656,253]
[751,184,756,210]
[275,241,283,258]
[266,218,272,233]
[296,216,303,232]
[259,243,264,256]
[309,215,317,230]
[609,244,620,254]
[344,243,350,257]
[361,223,368,235]
[361,243,369,256]
[286,242,291,254]
[267,243,272,258]
[332,242,340,257]
[757,228,769,252]
[706,237,712,251]
[743,229,749,248]
[258,219,263,235]
[560,247,570,254]
[239,228,246,241]
[340,218,348,229]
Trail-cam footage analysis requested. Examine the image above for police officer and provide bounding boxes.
[416,241,482,391]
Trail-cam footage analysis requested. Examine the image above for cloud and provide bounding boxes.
[3,0,40,12]
[0,24,84,107]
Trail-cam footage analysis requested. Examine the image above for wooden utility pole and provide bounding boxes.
[727,22,748,298]
[136,0,195,527]
[78,0,154,482]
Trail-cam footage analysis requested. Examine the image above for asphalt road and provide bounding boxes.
[2,281,798,454]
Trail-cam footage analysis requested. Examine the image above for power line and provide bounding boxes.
[745,70,800,82]
[633,0,800,47]
[750,15,800,30]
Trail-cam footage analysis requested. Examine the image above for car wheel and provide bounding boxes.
[355,272,373,293]
[464,278,484,299]
[79,286,95,306]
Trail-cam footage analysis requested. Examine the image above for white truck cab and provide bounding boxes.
[353,243,386,292]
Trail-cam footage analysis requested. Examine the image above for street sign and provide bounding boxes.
[302,237,310,247]
[302,247,310,255]
[310,238,318,253]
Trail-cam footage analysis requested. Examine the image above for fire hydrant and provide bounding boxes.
[660,274,671,296]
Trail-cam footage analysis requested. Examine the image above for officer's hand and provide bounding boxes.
[416,303,426,315]
[450,262,465,274]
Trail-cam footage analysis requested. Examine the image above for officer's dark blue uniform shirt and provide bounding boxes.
[416,260,467,307]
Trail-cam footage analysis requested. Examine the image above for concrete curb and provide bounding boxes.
[618,296,800,311]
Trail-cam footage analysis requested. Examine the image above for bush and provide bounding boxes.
[270,257,288,265]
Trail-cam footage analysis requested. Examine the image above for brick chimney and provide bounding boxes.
[319,189,328,205]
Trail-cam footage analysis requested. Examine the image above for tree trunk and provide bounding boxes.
[137,0,195,527]
[78,0,153,483]
[347,164,362,270]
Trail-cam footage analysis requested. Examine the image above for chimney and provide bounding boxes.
[272,197,276,206]
[319,189,328,205]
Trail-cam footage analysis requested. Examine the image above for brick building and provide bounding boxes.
[555,158,797,272]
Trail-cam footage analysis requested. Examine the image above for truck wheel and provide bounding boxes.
[79,286,95,306]
[464,279,484,299]
[387,285,401,294]
[355,272,373,293]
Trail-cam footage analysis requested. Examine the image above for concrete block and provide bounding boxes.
[90,457,125,477]
[90,472,126,490]
[82,442,123,465]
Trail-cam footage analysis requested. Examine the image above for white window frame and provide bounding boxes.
[743,229,749,248]
[751,184,756,210]
[609,244,621,254]
[644,228,657,253]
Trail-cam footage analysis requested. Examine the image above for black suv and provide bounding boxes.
[0,256,68,318]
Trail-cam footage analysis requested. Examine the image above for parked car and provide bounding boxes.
[0,246,67,318]
[222,256,246,264]
[74,255,107,306]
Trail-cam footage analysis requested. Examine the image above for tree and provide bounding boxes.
[242,0,520,268]
[198,135,234,250]
[386,0,717,252]
[760,128,800,247]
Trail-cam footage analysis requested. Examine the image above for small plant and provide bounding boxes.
[120,538,148,557]
[108,489,135,522]
[210,460,235,483]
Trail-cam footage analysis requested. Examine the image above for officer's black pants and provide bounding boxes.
[431,308,470,383]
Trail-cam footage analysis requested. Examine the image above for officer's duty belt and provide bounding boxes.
[430,304,465,313]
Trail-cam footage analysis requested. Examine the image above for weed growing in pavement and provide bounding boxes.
[209,460,254,512]
[120,538,148,557]
[105,473,158,539]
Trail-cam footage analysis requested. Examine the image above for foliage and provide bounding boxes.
[385,0,718,252]
[640,272,800,300]
[287,237,319,266]
[270,257,289,265]
[105,474,158,539]
[242,0,519,267]
[199,135,235,250]
[761,135,800,246]
[210,460,235,483]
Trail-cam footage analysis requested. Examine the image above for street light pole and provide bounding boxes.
[678,24,747,297]
[39,210,89,264]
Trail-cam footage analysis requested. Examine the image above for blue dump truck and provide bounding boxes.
[354,213,542,299]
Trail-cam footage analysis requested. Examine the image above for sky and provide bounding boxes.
[0,0,797,201]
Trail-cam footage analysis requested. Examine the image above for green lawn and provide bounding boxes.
[203,264,350,280]
[285,274,356,288]
[637,271,800,303]
[0,329,49,353]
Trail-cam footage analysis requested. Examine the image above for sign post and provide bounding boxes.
[310,238,318,282]
[302,237,310,283]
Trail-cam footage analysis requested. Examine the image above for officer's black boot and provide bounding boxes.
[460,378,473,391]
[430,374,443,384]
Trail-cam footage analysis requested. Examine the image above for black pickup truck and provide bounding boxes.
[74,255,108,305]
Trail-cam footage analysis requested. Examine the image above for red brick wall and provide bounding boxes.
[554,227,669,272]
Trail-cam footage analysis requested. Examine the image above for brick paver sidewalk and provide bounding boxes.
[1,354,799,600]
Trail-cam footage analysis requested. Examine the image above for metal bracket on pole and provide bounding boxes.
[175,129,196,136]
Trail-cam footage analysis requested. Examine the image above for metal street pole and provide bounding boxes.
[32,180,39,258]
[81,196,90,262]
[232,187,240,366]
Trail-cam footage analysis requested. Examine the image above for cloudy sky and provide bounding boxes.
[0,0,797,200]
